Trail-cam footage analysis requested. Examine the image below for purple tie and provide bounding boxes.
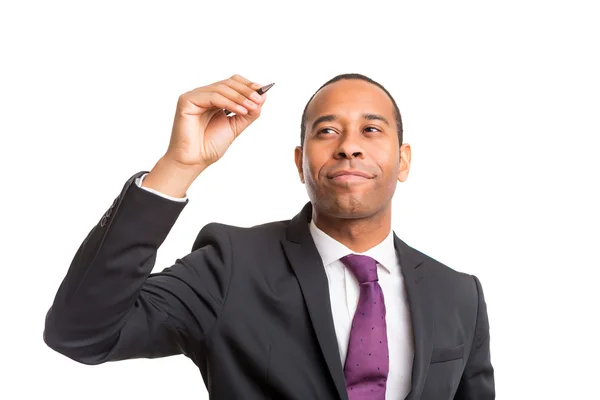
[341,254,389,400]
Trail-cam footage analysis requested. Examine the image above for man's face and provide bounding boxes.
[295,79,411,219]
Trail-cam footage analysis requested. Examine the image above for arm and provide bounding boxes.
[43,171,232,364]
[44,74,269,365]
[454,275,495,399]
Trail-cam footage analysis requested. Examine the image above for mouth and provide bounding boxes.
[330,175,369,184]
[327,170,374,184]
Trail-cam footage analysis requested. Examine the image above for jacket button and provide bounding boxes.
[100,216,107,227]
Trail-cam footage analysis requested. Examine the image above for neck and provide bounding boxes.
[312,205,392,253]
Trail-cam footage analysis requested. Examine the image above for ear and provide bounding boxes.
[397,143,411,182]
[294,146,305,183]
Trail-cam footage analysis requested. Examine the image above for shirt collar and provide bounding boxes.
[308,219,397,274]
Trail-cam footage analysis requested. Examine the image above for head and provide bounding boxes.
[294,73,411,221]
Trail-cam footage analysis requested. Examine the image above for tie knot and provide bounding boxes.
[341,254,379,283]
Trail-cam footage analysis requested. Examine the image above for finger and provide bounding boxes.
[224,98,264,118]
[230,74,263,91]
[212,82,259,111]
[234,95,266,122]
[187,92,249,116]
[224,78,264,105]
[230,103,263,136]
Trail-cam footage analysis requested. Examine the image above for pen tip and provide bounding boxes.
[257,83,275,95]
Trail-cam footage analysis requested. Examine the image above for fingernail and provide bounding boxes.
[250,92,262,102]
[256,83,275,95]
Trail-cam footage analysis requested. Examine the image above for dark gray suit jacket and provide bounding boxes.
[43,171,494,399]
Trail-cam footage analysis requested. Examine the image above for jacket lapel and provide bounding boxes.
[281,202,348,400]
[394,235,434,400]
[280,203,435,400]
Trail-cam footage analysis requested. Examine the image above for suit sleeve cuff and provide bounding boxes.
[135,173,188,202]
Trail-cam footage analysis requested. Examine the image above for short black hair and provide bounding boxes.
[300,73,403,146]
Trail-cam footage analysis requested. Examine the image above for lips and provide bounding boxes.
[328,170,373,179]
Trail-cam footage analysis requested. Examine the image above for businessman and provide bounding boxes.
[44,73,494,399]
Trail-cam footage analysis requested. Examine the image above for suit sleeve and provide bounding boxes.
[43,172,233,365]
[454,275,495,399]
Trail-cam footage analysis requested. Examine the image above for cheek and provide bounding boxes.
[303,153,327,180]
[375,150,401,176]
[304,162,322,187]
[301,158,314,177]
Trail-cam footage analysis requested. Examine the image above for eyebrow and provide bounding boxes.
[310,115,337,132]
[363,113,390,126]
[310,113,390,131]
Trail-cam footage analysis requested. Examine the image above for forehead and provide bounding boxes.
[305,79,395,123]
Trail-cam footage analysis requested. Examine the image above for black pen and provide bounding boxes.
[224,83,275,117]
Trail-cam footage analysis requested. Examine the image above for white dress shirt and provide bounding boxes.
[309,220,413,400]
[136,174,413,399]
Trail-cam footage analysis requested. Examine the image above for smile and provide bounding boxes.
[328,174,372,184]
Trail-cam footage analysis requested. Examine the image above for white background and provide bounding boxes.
[1,1,598,398]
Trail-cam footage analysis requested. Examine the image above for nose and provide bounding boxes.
[335,134,364,160]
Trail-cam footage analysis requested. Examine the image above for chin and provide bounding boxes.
[314,194,377,220]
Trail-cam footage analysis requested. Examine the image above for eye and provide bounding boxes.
[364,126,381,133]
[317,128,336,135]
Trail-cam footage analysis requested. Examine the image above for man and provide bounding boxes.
[44,73,494,399]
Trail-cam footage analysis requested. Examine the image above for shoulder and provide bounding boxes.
[191,218,291,252]
[398,238,481,299]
